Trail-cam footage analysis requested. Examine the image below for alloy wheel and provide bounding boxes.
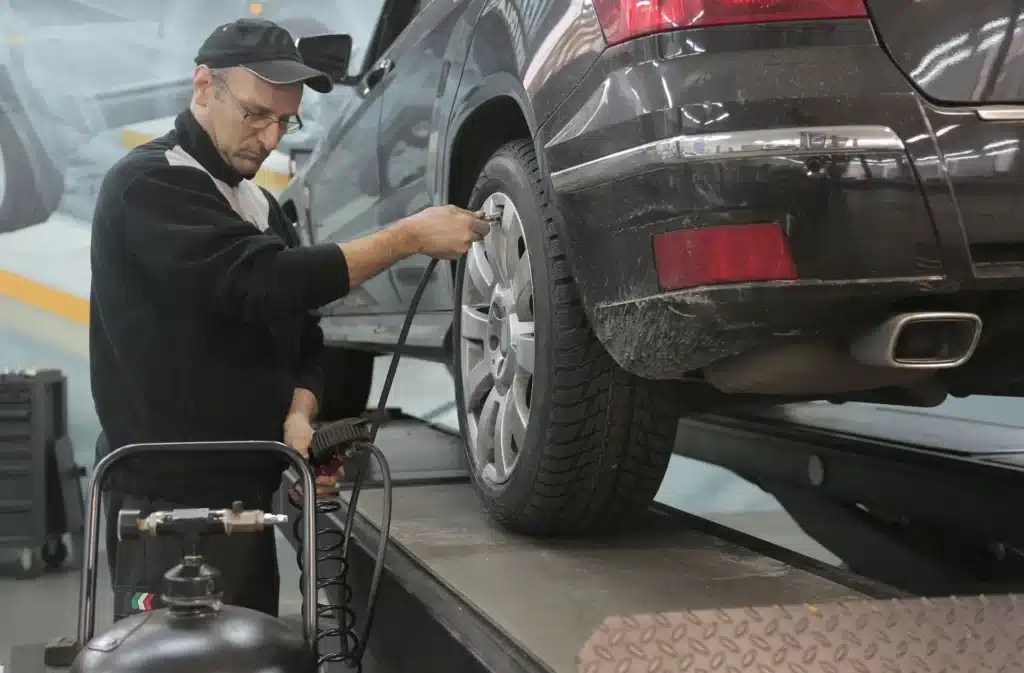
[459,192,536,485]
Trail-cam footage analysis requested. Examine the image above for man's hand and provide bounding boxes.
[339,204,492,288]
[284,412,340,496]
[401,205,491,260]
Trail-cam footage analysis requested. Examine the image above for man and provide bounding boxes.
[89,18,489,622]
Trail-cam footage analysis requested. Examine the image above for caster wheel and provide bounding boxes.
[41,536,68,570]
[18,547,44,578]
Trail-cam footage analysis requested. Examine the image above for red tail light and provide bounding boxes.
[592,0,868,45]
[652,222,798,291]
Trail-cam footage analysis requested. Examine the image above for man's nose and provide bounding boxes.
[258,123,284,151]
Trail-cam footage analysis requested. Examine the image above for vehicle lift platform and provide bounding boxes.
[273,411,1024,673]
[11,409,1024,672]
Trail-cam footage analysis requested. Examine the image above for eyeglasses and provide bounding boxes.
[212,73,304,135]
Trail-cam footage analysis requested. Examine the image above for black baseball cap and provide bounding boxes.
[195,18,333,94]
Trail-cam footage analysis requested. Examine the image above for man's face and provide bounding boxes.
[194,66,303,178]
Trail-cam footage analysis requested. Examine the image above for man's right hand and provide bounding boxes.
[402,205,491,260]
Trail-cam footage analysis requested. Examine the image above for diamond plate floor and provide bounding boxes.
[579,596,1024,672]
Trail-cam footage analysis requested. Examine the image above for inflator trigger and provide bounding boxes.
[303,416,374,485]
[308,417,372,465]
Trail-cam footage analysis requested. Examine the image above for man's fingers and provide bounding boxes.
[315,474,339,496]
[469,217,491,238]
[446,204,482,217]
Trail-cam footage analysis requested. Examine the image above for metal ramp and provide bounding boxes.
[278,415,1024,673]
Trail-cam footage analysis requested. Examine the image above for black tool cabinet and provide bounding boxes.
[0,369,85,577]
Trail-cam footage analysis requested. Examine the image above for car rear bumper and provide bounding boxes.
[537,18,1024,380]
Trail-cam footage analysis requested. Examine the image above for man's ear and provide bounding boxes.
[193,65,215,107]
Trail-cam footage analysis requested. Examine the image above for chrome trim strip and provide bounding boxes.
[977,106,1024,122]
[548,125,905,193]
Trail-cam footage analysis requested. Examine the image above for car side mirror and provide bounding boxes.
[296,34,358,86]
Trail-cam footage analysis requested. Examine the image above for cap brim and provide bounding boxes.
[242,60,334,94]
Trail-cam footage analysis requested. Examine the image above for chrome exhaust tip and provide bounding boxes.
[849,312,983,369]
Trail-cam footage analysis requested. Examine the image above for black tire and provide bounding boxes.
[452,139,677,535]
[0,110,62,233]
[319,346,376,422]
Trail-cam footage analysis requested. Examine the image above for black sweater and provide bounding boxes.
[89,109,349,503]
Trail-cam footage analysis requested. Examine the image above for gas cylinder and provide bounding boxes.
[70,553,316,673]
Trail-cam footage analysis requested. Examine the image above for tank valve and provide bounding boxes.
[163,554,223,614]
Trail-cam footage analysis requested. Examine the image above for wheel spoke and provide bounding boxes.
[511,320,535,375]
[495,390,527,478]
[460,305,488,342]
[503,208,524,286]
[474,388,501,469]
[466,242,494,299]
[511,251,533,319]
[464,358,493,409]
[485,228,506,285]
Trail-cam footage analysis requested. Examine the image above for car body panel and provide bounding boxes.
[863,0,1022,104]
[306,83,389,315]
[911,104,1024,272]
[375,0,482,316]
[537,18,1024,378]
[538,20,937,316]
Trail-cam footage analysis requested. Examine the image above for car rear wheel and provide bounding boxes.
[453,139,677,535]
[0,111,62,233]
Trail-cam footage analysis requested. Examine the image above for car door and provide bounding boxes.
[375,0,478,317]
[305,3,398,316]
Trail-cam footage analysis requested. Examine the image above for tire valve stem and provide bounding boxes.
[484,207,503,226]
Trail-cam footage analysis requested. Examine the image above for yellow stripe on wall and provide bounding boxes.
[0,270,89,324]
[120,128,153,149]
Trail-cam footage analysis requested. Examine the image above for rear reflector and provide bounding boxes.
[652,222,798,291]
[593,0,868,45]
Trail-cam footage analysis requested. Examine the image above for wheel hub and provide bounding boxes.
[487,289,515,390]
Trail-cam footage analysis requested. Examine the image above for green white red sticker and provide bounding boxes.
[130,592,155,610]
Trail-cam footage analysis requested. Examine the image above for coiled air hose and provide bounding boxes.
[287,255,442,671]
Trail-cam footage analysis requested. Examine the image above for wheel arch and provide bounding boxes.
[441,85,535,308]
[445,93,534,209]
[442,81,605,344]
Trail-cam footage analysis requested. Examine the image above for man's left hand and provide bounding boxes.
[284,412,341,496]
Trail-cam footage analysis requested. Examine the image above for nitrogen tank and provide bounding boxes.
[70,554,315,673]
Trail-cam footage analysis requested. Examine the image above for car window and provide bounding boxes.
[363,0,424,67]
[330,1,389,77]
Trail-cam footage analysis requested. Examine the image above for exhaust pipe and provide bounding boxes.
[850,312,983,369]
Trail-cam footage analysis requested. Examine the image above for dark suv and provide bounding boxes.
[283,0,1024,535]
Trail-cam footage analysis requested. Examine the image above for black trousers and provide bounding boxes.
[95,433,281,622]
